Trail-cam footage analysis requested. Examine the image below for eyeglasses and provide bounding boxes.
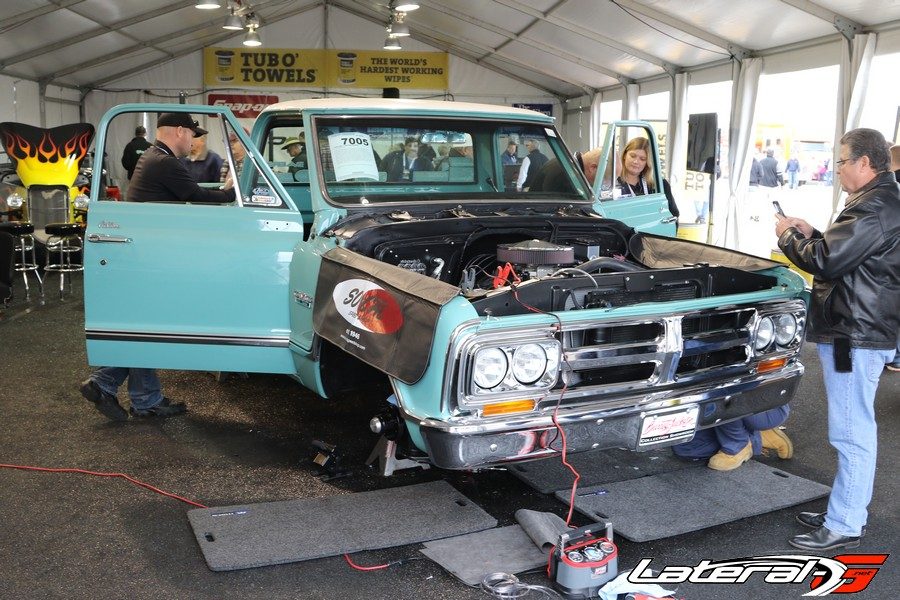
[835,158,855,167]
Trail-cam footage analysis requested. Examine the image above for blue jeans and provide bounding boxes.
[673,405,790,458]
[90,367,163,410]
[787,171,798,189]
[818,343,895,537]
[889,337,900,368]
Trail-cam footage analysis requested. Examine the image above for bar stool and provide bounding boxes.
[0,221,43,300]
[44,222,83,299]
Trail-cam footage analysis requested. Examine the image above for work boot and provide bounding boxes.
[761,428,794,459]
[80,379,128,422]
[707,442,752,471]
[129,397,187,418]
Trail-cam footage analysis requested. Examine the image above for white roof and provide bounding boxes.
[260,98,552,119]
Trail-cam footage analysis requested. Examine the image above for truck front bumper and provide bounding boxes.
[414,363,803,470]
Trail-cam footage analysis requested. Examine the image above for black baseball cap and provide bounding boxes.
[157,113,208,138]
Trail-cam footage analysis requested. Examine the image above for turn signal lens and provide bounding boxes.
[757,357,787,373]
[481,399,536,417]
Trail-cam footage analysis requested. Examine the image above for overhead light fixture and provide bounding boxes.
[245,11,260,28]
[394,1,419,11]
[195,0,221,9]
[223,11,244,30]
[384,35,402,50]
[243,26,262,47]
[389,12,410,37]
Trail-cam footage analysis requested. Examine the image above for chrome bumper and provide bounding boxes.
[416,363,803,470]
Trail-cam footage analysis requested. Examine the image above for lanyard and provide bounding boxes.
[622,177,648,195]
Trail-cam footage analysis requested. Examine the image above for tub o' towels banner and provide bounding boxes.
[204,48,449,90]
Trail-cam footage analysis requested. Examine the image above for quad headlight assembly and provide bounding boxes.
[457,330,562,412]
[752,302,806,356]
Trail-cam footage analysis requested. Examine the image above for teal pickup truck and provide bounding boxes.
[84,100,806,470]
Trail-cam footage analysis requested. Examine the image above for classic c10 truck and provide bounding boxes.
[84,101,806,471]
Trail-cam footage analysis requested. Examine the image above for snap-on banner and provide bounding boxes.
[312,248,458,385]
[203,48,449,90]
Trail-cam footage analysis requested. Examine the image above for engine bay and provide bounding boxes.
[341,215,779,315]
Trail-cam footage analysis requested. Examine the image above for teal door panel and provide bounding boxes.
[598,193,677,236]
[84,200,305,373]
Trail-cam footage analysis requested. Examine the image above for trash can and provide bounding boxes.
[770,248,813,287]
[676,222,708,243]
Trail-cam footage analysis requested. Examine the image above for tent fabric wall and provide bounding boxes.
[831,32,877,220]
[722,57,763,250]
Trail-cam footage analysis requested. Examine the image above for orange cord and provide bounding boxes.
[0,463,207,508]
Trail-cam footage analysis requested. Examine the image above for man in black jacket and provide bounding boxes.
[120,125,152,180]
[127,113,235,204]
[775,127,899,551]
[80,113,234,422]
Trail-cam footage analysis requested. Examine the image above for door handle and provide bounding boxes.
[87,233,132,243]
[661,216,678,224]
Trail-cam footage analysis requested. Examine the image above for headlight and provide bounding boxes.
[511,344,547,384]
[773,314,797,346]
[73,194,90,210]
[6,192,23,209]
[472,347,507,389]
[754,316,774,350]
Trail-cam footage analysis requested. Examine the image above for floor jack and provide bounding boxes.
[365,435,430,477]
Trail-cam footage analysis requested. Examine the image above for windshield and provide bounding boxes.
[309,116,591,205]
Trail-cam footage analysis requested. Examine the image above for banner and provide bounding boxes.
[203,48,449,90]
[207,93,279,118]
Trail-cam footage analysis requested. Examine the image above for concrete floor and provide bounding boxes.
[1,274,897,599]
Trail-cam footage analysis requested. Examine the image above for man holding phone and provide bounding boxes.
[774,128,899,551]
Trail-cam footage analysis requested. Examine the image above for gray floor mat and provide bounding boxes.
[509,448,700,494]
[555,460,830,542]
[188,480,497,571]
[420,525,548,586]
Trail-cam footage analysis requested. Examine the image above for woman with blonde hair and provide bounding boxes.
[617,137,656,196]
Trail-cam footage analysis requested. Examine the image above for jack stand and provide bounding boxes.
[366,435,430,477]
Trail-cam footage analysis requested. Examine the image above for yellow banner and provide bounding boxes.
[204,48,449,90]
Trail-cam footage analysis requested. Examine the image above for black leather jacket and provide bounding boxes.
[778,171,900,349]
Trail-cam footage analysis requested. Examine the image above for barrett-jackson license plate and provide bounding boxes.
[637,406,699,447]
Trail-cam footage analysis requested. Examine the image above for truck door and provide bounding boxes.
[593,121,676,236]
[83,104,304,374]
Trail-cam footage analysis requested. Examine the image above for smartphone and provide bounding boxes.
[772,200,785,217]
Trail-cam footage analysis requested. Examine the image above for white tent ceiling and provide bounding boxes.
[1,0,899,99]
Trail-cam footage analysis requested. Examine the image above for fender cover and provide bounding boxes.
[629,232,782,271]
[313,247,459,384]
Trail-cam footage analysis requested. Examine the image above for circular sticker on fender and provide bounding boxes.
[332,279,404,334]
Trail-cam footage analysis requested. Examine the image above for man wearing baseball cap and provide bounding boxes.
[80,111,236,421]
[126,112,235,204]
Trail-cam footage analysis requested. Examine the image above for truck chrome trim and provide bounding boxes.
[85,330,290,347]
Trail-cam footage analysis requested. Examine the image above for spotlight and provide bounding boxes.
[223,12,244,30]
[394,1,419,11]
[195,0,221,9]
[243,26,262,47]
[389,14,409,37]
[384,36,402,50]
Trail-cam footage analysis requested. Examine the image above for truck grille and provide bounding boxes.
[560,307,754,391]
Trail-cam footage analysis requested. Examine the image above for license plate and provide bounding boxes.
[638,406,699,447]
